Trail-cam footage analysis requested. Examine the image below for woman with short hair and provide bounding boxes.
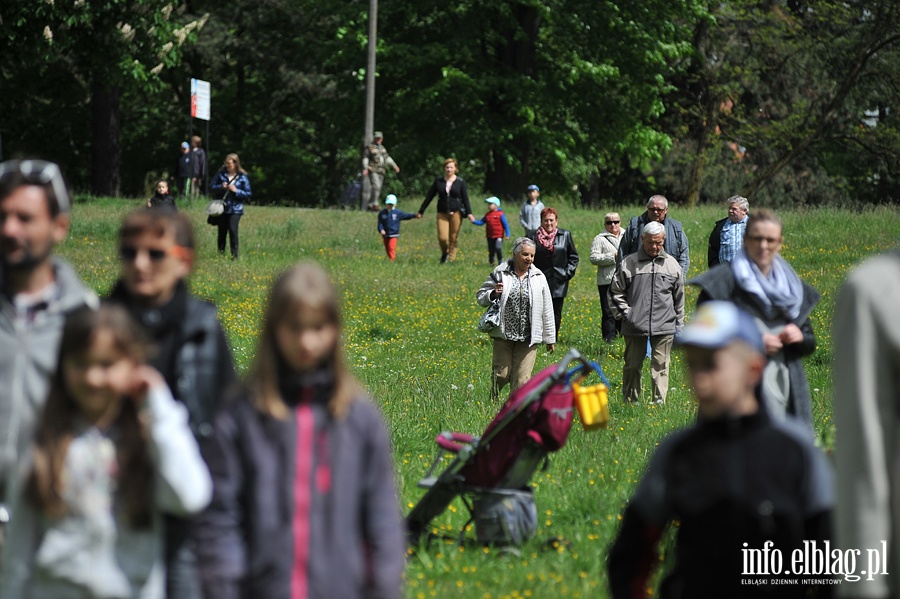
[476,237,556,400]
[689,208,820,427]
[529,207,579,336]
[590,212,625,343]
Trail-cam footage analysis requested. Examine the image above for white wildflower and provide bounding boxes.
[43,26,53,41]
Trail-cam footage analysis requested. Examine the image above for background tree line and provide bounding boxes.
[1,0,897,207]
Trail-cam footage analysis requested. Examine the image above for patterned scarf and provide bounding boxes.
[730,248,804,321]
[536,225,556,252]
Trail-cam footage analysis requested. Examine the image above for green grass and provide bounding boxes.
[61,196,900,598]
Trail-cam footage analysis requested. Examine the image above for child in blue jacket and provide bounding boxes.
[471,196,510,265]
[377,194,417,261]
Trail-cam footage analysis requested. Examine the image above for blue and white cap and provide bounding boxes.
[384,194,398,205]
[677,301,763,354]
[485,196,501,206]
[527,184,540,192]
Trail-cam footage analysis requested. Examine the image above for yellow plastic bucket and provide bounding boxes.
[572,382,609,431]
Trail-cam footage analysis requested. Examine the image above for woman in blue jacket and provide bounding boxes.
[209,153,251,260]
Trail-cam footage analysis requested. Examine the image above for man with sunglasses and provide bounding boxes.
[107,208,235,599]
[0,160,98,512]
[619,195,690,280]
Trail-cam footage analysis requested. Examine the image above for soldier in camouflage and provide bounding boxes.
[361,131,400,211]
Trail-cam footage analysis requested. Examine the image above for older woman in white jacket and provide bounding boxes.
[590,212,625,343]
[477,237,556,400]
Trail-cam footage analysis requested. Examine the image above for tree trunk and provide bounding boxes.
[484,3,541,200]
[90,82,122,197]
[685,100,718,207]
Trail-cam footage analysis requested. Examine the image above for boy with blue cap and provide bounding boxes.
[471,196,510,266]
[519,184,544,237]
[377,194,416,261]
[608,301,834,598]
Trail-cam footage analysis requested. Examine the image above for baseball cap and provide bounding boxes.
[485,196,501,206]
[527,184,539,192]
[374,131,383,139]
[385,194,398,205]
[677,301,763,355]
[181,141,190,149]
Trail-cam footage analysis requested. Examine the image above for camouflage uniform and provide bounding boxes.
[361,133,399,210]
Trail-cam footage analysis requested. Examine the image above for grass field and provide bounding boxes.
[61,196,899,598]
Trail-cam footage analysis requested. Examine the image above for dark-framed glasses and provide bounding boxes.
[0,159,70,214]
[605,220,620,225]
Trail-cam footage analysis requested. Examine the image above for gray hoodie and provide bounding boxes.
[0,258,97,502]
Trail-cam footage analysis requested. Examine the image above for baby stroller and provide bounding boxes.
[406,348,609,547]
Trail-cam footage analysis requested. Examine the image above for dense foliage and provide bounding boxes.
[1,0,896,206]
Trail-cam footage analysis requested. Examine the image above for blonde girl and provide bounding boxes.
[195,262,405,599]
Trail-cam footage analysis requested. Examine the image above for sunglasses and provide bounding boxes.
[605,220,620,225]
[0,159,70,213]
[119,245,188,263]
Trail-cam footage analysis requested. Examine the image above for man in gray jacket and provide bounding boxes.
[0,160,96,509]
[610,221,685,404]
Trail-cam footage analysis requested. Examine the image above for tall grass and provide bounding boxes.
[62,196,899,598]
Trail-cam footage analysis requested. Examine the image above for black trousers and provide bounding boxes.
[217,213,242,258]
[597,284,620,341]
[552,296,565,337]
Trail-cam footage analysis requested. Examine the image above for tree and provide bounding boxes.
[0,1,206,195]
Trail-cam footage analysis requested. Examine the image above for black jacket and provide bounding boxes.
[707,217,728,268]
[107,281,237,562]
[608,409,833,599]
[418,177,472,216]
[529,228,579,298]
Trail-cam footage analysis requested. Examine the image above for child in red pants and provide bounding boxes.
[377,194,417,261]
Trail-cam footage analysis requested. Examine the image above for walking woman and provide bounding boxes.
[416,157,475,264]
[590,212,625,342]
[209,153,251,260]
[529,207,579,336]
[689,208,820,427]
[476,238,556,400]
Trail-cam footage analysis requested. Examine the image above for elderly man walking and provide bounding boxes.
[0,160,97,506]
[610,222,685,404]
[619,194,690,279]
[707,195,749,268]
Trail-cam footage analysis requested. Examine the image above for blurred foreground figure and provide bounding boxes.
[833,248,900,599]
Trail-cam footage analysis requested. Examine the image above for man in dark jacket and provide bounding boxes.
[707,195,749,268]
[619,194,690,279]
[107,208,235,599]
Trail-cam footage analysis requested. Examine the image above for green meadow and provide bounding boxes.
[62,197,899,598]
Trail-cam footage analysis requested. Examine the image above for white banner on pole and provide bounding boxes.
[191,78,211,121]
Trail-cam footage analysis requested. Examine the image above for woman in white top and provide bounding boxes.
[476,238,556,400]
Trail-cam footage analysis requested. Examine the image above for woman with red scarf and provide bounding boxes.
[529,207,579,336]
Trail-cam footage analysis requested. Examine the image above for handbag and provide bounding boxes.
[205,199,225,216]
[205,172,239,217]
[478,299,501,333]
